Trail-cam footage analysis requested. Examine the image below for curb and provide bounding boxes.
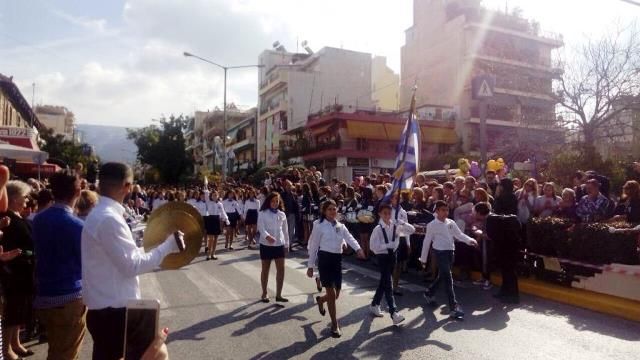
[468,271,640,322]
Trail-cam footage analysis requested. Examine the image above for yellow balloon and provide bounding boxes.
[487,159,497,172]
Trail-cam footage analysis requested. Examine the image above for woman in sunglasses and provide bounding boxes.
[307,200,365,338]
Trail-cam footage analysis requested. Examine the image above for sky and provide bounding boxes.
[0,0,637,127]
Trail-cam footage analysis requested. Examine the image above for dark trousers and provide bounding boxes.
[86,307,126,360]
[372,252,397,314]
[498,249,519,297]
[427,250,457,309]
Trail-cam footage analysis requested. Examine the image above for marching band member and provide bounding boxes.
[368,203,415,325]
[257,192,289,303]
[243,189,260,249]
[222,190,241,250]
[307,200,365,338]
[205,190,229,260]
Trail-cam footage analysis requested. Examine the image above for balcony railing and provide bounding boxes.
[280,138,341,159]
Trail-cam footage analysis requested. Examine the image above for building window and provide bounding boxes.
[356,138,368,151]
[279,114,288,130]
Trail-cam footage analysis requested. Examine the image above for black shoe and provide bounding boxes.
[331,327,342,338]
[275,296,289,303]
[260,297,270,303]
[205,247,209,253]
[206,256,210,261]
[211,255,218,260]
[15,349,35,357]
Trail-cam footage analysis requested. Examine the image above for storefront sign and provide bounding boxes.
[0,127,30,137]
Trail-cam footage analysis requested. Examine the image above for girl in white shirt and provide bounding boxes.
[205,190,229,260]
[534,182,560,218]
[243,189,261,249]
[257,192,289,304]
[222,190,241,250]
[191,191,208,258]
[307,200,365,338]
[369,203,415,325]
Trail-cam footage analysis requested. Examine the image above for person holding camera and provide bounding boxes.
[368,203,415,326]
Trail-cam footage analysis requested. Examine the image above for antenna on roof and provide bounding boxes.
[301,40,314,55]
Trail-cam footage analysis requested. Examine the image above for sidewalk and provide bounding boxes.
[328,248,640,323]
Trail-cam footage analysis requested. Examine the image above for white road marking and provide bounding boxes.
[139,272,175,317]
[182,263,248,311]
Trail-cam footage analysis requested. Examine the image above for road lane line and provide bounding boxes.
[139,271,175,317]
[182,263,248,311]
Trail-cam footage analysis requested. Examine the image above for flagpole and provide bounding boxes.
[394,89,417,222]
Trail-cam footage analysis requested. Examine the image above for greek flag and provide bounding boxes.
[385,95,420,202]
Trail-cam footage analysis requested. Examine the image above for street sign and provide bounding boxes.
[472,75,495,100]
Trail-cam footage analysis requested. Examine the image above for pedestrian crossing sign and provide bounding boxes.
[472,75,495,100]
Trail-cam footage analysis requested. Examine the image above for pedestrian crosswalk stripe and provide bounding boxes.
[182,263,248,311]
[140,271,175,317]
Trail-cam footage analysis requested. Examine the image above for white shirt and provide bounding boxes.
[82,196,179,310]
[222,199,241,214]
[192,200,208,217]
[370,219,415,255]
[206,198,229,224]
[419,217,476,263]
[307,219,361,267]
[152,198,166,211]
[391,207,408,223]
[243,199,261,218]
[257,209,289,247]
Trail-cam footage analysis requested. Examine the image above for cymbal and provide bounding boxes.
[143,202,204,269]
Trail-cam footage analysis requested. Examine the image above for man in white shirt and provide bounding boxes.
[82,163,183,360]
[419,200,477,320]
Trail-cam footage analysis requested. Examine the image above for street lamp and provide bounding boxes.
[183,51,264,180]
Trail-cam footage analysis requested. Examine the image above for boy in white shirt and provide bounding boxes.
[419,200,477,319]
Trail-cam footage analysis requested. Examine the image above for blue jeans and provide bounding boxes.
[372,252,397,314]
[427,250,457,309]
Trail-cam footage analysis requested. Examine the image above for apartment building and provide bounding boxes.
[34,105,77,141]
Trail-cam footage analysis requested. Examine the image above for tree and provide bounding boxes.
[39,128,97,169]
[127,115,193,183]
[556,22,640,154]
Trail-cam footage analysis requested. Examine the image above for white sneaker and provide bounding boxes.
[391,312,405,325]
[482,280,493,290]
[369,305,384,317]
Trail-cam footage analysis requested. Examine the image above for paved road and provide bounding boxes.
[28,236,640,359]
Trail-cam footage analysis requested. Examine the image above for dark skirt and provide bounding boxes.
[3,294,31,326]
[227,212,239,227]
[245,209,258,225]
[260,244,285,260]
[318,250,343,289]
[204,215,221,235]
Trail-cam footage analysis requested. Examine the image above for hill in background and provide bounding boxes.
[76,124,138,165]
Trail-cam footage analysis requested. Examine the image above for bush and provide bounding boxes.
[527,217,639,265]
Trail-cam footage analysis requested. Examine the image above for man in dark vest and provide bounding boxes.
[473,202,521,304]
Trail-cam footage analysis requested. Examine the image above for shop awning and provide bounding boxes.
[346,121,387,140]
[0,142,48,163]
[421,127,458,144]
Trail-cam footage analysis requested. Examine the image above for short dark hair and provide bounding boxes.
[486,170,496,176]
[99,162,133,192]
[49,169,79,201]
[434,200,448,211]
[36,189,54,207]
[474,202,491,216]
[377,203,392,213]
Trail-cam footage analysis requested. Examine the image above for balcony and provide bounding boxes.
[259,71,287,95]
[280,137,341,159]
[227,135,256,151]
[259,100,288,118]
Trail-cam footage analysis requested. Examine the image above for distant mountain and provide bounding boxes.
[76,124,138,164]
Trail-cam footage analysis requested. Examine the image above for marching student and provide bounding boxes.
[368,203,415,325]
[257,192,289,304]
[390,194,409,296]
[419,200,478,320]
[243,189,260,249]
[205,190,229,260]
[222,190,241,250]
[192,191,208,253]
[307,200,365,338]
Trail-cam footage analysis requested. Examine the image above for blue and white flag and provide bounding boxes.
[385,95,420,202]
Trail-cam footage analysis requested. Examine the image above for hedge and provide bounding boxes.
[527,218,639,265]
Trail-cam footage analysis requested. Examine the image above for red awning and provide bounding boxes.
[0,137,36,149]
[13,162,60,178]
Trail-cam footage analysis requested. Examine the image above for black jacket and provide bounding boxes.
[486,214,521,255]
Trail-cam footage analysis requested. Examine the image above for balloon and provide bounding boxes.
[470,161,481,178]
[487,159,498,172]
[456,158,470,177]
